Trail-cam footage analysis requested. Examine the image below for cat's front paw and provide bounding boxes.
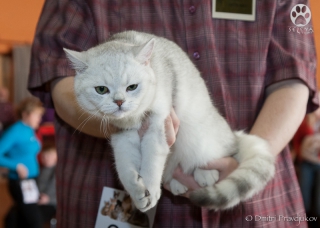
[169,179,188,195]
[131,175,152,211]
[138,187,161,213]
[194,168,219,187]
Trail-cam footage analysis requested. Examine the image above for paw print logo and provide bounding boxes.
[290,4,311,27]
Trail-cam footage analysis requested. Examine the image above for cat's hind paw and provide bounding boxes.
[194,168,219,187]
[169,179,188,195]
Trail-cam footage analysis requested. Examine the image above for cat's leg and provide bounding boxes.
[168,168,219,196]
[167,170,219,195]
[139,115,170,212]
[194,168,219,187]
[111,130,151,210]
[169,178,188,195]
[162,154,189,195]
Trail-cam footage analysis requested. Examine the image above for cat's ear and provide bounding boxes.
[63,48,88,73]
[133,39,155,66]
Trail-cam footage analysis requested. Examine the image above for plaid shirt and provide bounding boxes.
[29,0,318,227]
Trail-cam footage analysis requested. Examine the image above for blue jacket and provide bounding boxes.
[0,121,41,179]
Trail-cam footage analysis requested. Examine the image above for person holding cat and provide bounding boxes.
[28,0,317,227]
[37,135,57,225]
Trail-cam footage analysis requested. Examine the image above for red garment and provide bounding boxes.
[293,117,320,160]
[292,118,314,161]
[36,124,55,143]
[28,0,318,227]
[36,124,55,165]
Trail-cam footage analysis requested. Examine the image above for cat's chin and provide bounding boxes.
[111,110,128,119]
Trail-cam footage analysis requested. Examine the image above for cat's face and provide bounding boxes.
[64,40,156,120]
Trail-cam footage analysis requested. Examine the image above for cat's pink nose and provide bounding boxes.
[114,100,124,107]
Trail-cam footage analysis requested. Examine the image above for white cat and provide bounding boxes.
[64,31,275,212]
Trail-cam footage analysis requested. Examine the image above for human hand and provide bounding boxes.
[138,108,180,147]
[164,156,239,197]
[301,135,320,156]
[164,108,180,147]
[16,164,28,179]
[38,193,50,205]
[301,135,320,164]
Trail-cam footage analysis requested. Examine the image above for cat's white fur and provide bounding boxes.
[64,31,275,212]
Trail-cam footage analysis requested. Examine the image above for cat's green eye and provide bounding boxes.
[126,84,138,91]
[95,86,109,94]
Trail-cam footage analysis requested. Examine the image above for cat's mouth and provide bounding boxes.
[112,108,127,118]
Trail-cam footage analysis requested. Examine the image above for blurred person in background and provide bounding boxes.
[0,86,15,136]
[292,92,320,226]
[0,97,45,228]
[37,135,57,225]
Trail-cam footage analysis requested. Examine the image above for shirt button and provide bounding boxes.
[193,52,200,60]
[189,6,196,14]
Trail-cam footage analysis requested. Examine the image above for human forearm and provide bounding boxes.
[0,158,19,171]
[165,81,310,197]
[300,135,320,164]
[0,130,20,170]
[250,81,309,156]
[302,153,320,164]
[51,77,118,138]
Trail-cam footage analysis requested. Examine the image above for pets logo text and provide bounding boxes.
[288,4,314,34]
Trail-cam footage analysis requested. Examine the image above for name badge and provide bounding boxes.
[20,179,40,204]
[95,187,157,228]
[212,0,256,21]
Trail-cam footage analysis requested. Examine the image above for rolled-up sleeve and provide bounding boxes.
[28,0,97,108]
[265,0,318,112]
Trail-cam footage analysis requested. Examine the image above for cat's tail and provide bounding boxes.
[189,131,275,210]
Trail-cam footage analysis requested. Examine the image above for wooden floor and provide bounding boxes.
[0,176,13,228]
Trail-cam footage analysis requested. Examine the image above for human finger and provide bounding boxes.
[200,157,238,181]
[165,115,176,147]
[163,166,201,198]
[138,117,150,138]
[172,166,202,191]
[16,164,28,179]
[170,108,180,134]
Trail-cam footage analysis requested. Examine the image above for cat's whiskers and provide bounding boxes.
[77,107,88,120]
[75,104,95,120]
[101,114,108,138]
[73,110,100,135]
[99,114,105,134]
[102,115,111,140]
